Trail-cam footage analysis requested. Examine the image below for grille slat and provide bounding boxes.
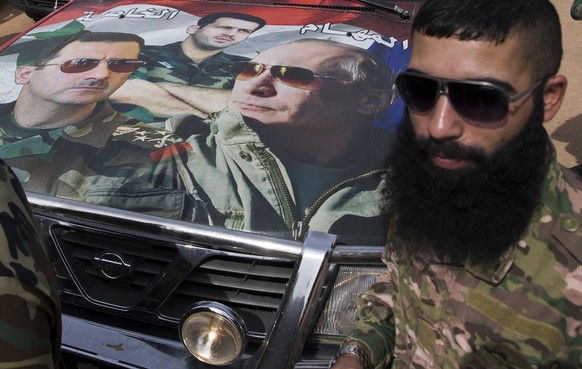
[62,231,175,263]
[200,259,293,279]
[185,271,287,295]
[72,247,170,276]
[83,268,152,288]
[174,284,282,310]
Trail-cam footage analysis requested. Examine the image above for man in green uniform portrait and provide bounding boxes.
[110,12,266,122]
[0,31,145,165]
[0,31,186,207]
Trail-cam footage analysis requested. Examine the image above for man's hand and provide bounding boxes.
[109,79,205,118]
[330,354,366,369]
[158,82,231,114]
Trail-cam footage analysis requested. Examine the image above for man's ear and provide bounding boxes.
[542,74,567,123]
[357,88,394,115]
[15,66,35,85]
[186,25,201,35]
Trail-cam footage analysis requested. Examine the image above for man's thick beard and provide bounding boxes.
[388,106,549,266]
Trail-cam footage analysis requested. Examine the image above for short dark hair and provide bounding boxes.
[412,0,562,80]
[197,12,266,31]
[34,31,145,66]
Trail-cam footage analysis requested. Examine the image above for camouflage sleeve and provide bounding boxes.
[345,263,396,369]
[127,64,150,81]
[0,160,61,368]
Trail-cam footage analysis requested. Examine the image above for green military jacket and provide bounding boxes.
[0,101,138,159]
[0,102,188,218]
[166,110,393,245]
[114,41,249,122]
[347,155,582,368]
[0,160,61,368]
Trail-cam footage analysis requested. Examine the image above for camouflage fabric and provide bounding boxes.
[0,160,61,368]
[112,41,249,122]
[0,101,139,157]
[0,101,191,218]
[347,152,582,368]
[161,110,392,244]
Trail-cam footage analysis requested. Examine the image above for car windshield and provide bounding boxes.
[0,0,417,245]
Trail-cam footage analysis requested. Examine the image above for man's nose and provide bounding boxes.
[243,69,277,97]
[222,28,238,36]
[426,95,464,141]
[84,61,111,79]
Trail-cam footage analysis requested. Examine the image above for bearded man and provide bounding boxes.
[330,0,582,368]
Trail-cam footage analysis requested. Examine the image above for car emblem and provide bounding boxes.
[93,251,134,280]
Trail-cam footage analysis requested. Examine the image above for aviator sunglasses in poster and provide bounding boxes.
[231,61,352,89]
[39,58,147,73]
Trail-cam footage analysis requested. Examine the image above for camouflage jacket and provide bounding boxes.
[0,102,188,218]
[347,155,582,368]
[0,160,61,368]
[0,101,138,157]
[113,41,249,122]
[163,110,392,244]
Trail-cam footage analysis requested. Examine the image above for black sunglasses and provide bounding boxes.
[40,58,147,73]
[395,70,544,126]
[230,61,352,89]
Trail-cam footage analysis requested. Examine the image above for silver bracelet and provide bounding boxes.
[328,343,373,369]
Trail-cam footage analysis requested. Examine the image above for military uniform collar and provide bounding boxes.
[166,41,227,67]
[462,244,517,284]
[61,101,121,147]
[385,228,517,285]
[465,147,565,283]
[0,101,123,158]
[209,109,264,144]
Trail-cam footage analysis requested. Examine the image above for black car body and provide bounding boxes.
[0,0,423,367]
[8,0,70,20]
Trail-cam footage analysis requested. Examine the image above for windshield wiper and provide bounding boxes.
[359,0,411,19]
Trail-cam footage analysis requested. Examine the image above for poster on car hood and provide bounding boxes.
[0,0,419,244]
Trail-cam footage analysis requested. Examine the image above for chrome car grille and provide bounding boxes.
[50,224,294,338]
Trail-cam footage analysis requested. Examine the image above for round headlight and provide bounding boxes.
[180,302,247,366]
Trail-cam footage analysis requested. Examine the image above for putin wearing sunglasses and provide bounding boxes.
[165,38,396,244]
